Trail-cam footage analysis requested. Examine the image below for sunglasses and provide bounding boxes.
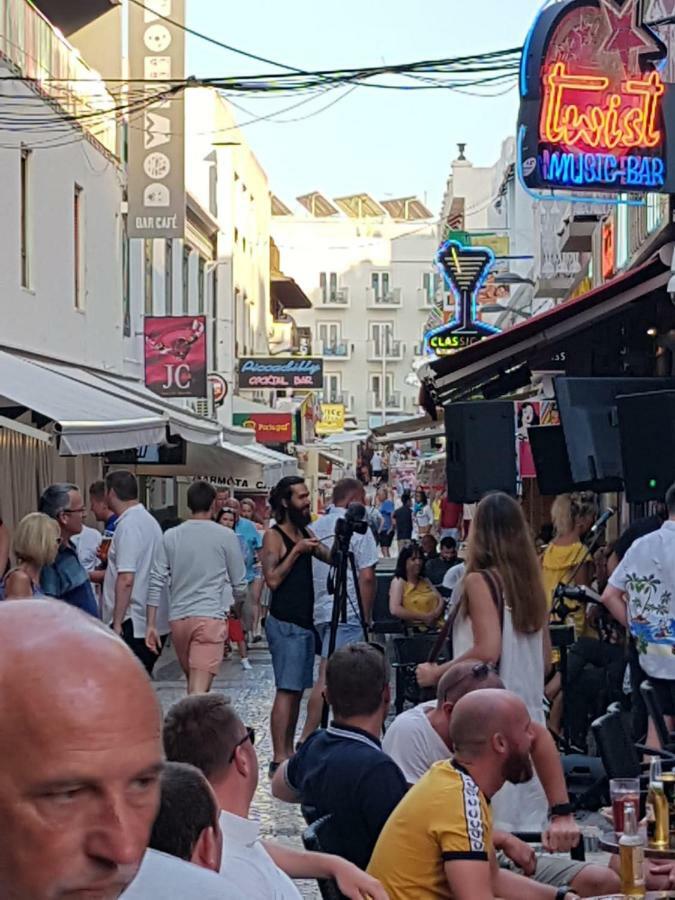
[229,726,255,762]
[443,662,498,700]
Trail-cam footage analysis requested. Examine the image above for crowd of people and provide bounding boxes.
[3,465,675,897]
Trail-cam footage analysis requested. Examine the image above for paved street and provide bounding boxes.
[153,638,320,898]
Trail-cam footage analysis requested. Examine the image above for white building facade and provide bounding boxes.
[271,194,439,428]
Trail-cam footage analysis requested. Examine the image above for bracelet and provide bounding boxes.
[549,802,575,818]
[554,887,569,900]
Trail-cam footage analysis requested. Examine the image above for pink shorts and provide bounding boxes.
[170,617,228,676]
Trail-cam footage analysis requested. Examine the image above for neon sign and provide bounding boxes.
[518,0,673,196]
[423,240,501,358]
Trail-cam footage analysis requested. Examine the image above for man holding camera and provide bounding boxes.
[297,478,378,744]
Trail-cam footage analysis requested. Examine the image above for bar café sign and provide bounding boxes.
[518,0,675,195]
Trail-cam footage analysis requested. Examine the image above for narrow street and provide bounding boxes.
[153,639,320,898]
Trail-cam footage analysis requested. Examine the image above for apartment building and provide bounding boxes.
[271,193,439,428]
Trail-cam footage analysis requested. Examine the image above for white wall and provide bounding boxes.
[0,61,133,375]
[272,211,438,428]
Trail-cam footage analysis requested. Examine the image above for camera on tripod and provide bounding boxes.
[334,502,369,545]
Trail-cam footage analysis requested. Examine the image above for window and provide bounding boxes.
[371,271,390,301]
[20,147,31,288]
[422,271,441,303]
[319,272,340,303]
[198,257,205,314]
[646,193,664,234]
[165,239,173,314]
[324,372,342,404]
[369,321,394,355]
[317,322,342,355]
[369,372,394,405]
[144,239,153,315]
[122,216,130,336]
[182,245,190,313]
[73,184,84,309]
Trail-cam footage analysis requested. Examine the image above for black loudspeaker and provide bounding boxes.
[528,426,574,496]
[618,390,675,503]
[444,402,517,503]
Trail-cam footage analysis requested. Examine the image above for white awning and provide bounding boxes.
[243,444,298,478]
[40,363,224,447]
[0,351,167,455]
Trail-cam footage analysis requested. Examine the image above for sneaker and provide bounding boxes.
[251,635,263,644]
[240,658,252,671]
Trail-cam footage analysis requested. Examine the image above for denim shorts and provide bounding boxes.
[315,621,365,658]
[265,614,316,692]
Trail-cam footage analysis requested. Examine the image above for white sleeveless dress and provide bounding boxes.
[453,597,548,833]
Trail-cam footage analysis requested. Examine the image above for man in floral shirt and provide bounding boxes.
[601,482,675,743]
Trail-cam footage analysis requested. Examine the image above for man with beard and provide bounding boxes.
[368,690,578,900]
[262,477,331,775]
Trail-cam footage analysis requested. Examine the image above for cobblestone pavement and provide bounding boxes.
[153,638,320,898]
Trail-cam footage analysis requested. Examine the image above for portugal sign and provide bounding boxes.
[518,0,674,195]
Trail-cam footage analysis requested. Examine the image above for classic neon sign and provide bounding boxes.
[517,0,672,196]
[423,240,501,358]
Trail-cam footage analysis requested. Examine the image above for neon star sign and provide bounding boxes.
[518,0,673,196]
[423,240,501,358]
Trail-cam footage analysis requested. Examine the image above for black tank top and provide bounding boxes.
[269,525,315,630]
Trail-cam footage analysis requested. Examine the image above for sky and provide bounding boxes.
[186,0,544,214]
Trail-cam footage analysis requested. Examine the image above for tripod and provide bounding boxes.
[320,532,369,729]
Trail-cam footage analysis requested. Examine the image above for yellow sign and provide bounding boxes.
[316,403,345,435]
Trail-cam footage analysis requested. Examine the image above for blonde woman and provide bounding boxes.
[2,513,60,600]
[416,492,551,832]
[541,492,597,634]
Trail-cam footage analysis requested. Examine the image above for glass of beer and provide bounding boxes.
[610,778,640,834]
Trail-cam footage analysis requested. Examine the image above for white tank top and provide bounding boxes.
[453,589,548,832]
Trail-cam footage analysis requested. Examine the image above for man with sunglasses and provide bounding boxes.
[38,483,99,617]
[383,659,619,898]
[163,693,387,900]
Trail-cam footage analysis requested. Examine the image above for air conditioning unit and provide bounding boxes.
[193,399,211,418]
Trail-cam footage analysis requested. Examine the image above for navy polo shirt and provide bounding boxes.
[286,722,408,870]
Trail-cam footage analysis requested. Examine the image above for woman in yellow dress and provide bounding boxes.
[389,543,444,630]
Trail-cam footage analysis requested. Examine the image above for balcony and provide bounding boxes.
[0,0,117,155]
[318,287,350,307]
[368,339,404,361]
[368,391,403,412]
[366,287,402,308]
[317,339,351,360]
[323,392,353,410]
[417,288,439,309]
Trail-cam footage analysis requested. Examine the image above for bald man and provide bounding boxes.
[0,600,230,900]
[382,661,618,897]
[368,690,577,900]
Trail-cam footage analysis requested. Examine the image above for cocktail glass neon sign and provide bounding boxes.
[423,240,501,357]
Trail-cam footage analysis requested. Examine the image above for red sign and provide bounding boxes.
[144,316,207,398]
[233,413,293,444]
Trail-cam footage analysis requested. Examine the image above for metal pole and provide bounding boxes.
[381,322,388,426]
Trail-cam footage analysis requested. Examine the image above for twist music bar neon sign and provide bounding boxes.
[518,0,673,195]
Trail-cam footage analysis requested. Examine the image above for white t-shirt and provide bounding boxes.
[371,452,383,473]
[311,507,379,625]
[71,525,102,572]
[442,562,466,603]
[382,701,449,783]
[218,810,301,899]
[122,849,238,898]
[102,504,168,637]
[609,521,675,679]
[413,504,434,537]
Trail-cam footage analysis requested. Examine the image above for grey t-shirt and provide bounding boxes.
[148,520,247,621]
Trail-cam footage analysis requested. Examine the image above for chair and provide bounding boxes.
[302,815,346,900]
[641,681,675,752]
[591,702,675,805]
[391,633,449,714]
[371,570,404,636]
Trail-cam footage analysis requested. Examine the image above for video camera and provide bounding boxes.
[334,502,369,542]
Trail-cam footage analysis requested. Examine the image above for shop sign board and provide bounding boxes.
[144,316,207,398]
[316,403,345,435]
[238,357,324,390]
[424,239,501,358]
[233,412,294,444]
[128,0,186,238]
[208,373,228,407]
[518,0,674,196]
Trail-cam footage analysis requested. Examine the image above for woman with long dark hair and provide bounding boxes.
[389,543,444,629]
[416,492,550,831]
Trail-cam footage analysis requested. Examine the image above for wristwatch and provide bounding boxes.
[549,802,575,818]
[555,887,570,900]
